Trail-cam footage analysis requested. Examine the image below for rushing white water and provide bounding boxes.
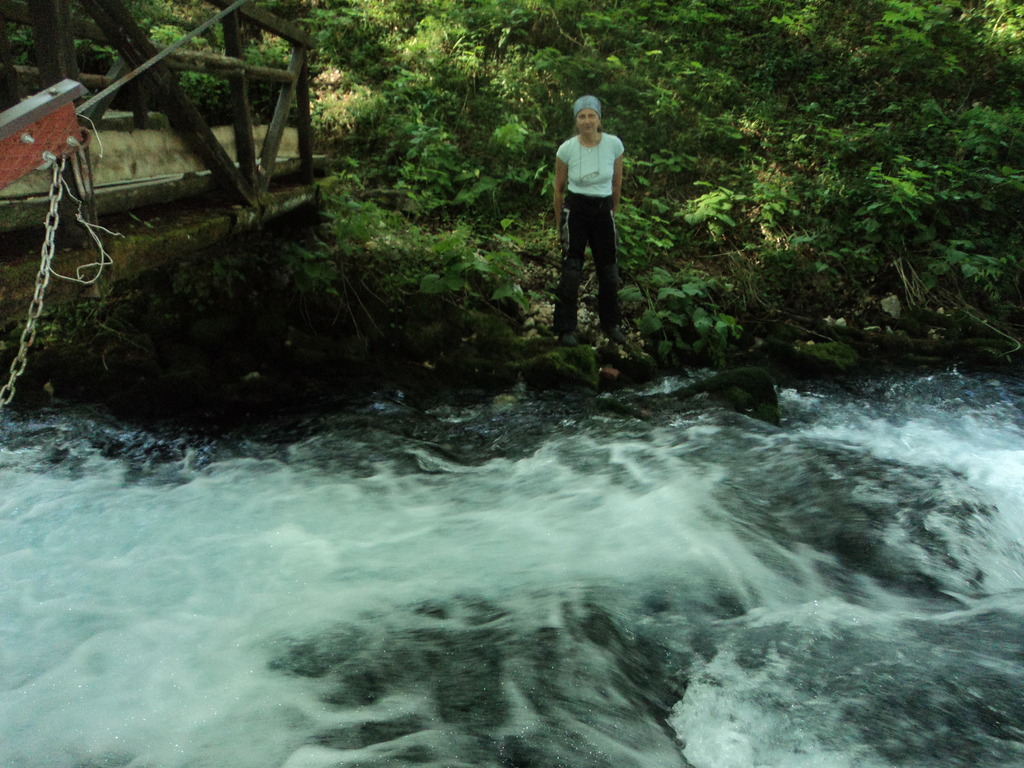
[1,370,1022,768]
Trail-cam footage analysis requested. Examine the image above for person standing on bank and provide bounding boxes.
[553,94,627,347]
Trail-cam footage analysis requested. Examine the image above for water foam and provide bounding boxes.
[1,434,768,768]
[3,373,1024,767]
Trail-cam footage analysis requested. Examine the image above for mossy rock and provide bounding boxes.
[158,341,212,376]
[680,366,780,425]
[909,307,959,332]
[398,296,469,359]
[431,310,533,387]
[892,308,961,340]
[465,310,520,348]
[941,337,1020,365]
[593,394,648,420]
[765,321,806,343]
[600,346,659,386]
[434,349,519,388]
[787,340,859,375]
[403,319,462,360]
[872,328,935,356]
[138,308,183,338]
[519,344,599,390]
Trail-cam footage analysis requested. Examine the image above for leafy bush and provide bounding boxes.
[291,179,528,327]
[626,267,741,366]
[100,0,1024,356]
[246,0,1024,332]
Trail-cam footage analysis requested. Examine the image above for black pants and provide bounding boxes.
[554,193,621,334]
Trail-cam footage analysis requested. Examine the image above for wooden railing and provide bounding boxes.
[0,0,315,208]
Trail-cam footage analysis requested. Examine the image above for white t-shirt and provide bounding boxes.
[557,133,624,197]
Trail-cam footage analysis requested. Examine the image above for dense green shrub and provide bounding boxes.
[102,0,1024,358]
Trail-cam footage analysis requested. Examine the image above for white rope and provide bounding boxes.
[47,157,121,286]
[75,113,105,158]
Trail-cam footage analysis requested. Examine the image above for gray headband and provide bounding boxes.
[573,95,602,118]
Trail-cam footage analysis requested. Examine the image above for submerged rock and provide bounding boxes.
[269,593,688,768]
[520,343,600,390]
[784,340,860,375]
[679,366,780,425]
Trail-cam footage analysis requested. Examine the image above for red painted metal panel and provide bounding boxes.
[0,101,84,191]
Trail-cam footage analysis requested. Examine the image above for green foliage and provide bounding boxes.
[105,3,286,122]
[491,118,530,152]
[177,72,232,124]
[418,232,528,313]
[294,0,1024,344]
[615,198,686,273]
[108,0,1023,353]
[4,20,33,65]
[393,123,506,215]
[301,180,529,320]
[626,267,741,366]
[317,192,426,303]
[281,243,340,296]
[170,250,251,311]
[683,185,746,241]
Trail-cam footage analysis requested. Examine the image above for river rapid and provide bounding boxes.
[1,369,1023,768]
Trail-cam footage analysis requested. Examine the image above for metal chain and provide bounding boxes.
[0,155,66,411]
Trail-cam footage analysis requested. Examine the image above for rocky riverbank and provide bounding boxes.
[1,228,1020,427]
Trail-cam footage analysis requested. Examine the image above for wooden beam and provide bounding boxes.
[165,49,296,84]
[205,0,314,48]
[77,0,257,207]
[0,156,326,234]
[15,64,109,91]
[2,0,304,84]
[0,17,20,110]
[295,51,313,185]
[17,53,294,96]
[256,45,302,194]
[76,0,255,120]
[75,59,127,123]
[4,0,295,84]
[0,0,106,40]
[0,179,322,328]
[28,0,78,84]
[223,10,256,190]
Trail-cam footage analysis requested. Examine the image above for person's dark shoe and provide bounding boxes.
[605,326,627,344]
[558,332,579,347]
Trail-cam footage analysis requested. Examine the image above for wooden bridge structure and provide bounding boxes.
[0,0,324,321]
